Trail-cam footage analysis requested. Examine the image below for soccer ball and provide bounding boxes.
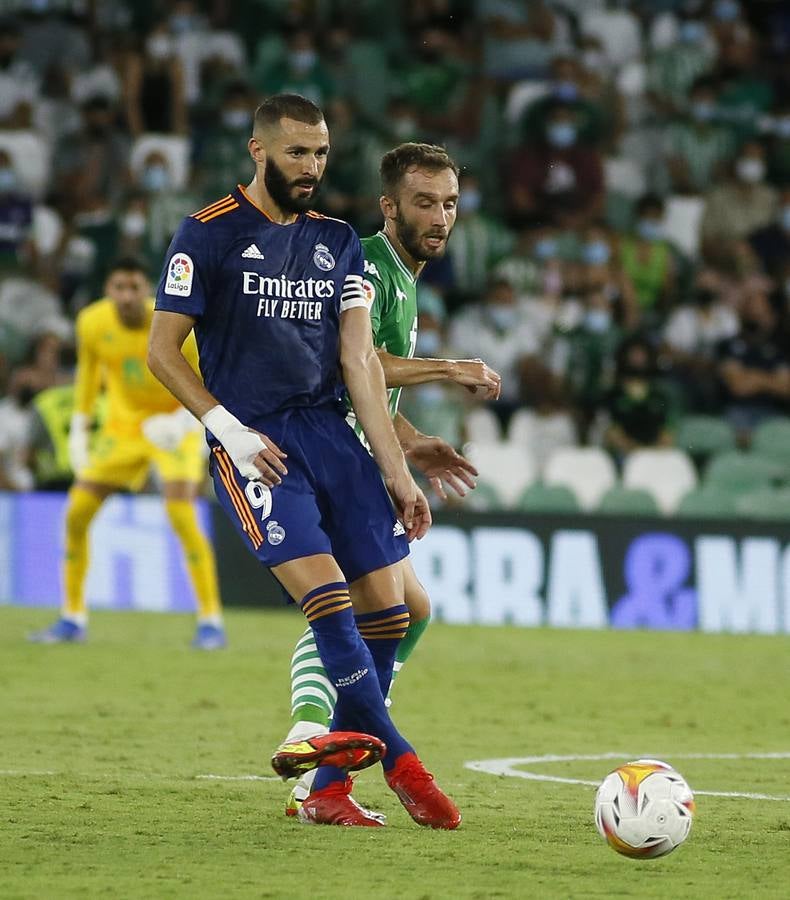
[594,759,695,859]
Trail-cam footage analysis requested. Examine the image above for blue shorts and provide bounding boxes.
[210,405,409,584]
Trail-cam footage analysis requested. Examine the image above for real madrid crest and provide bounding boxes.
[313,243,335,272]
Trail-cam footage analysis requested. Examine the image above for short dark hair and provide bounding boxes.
[107,256,148,277]
[253,93,324,132]
[380,143,459,197]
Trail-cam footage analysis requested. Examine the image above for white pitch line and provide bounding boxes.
[464,753,790,802]
[196,774,282,782]
[0,769,56,776]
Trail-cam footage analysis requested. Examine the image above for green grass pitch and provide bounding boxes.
[2,607,789,899]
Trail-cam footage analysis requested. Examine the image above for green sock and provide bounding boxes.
[290,627,333,728]
[389,615,431,692]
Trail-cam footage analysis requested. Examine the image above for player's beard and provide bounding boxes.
[395,208,449,262]
[264,157,321,213]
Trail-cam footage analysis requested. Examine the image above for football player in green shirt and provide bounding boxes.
[280,144,501,815]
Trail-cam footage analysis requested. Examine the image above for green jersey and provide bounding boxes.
[347,231,418,441]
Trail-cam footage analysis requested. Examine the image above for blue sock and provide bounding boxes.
[355,605,410,695]
[300,583,414,790]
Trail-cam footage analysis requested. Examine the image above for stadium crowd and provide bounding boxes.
[1,0,790,511]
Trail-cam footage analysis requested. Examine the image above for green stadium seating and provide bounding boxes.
[465,480,503,512]
[516,483,580,514]
[675,486,739,518]
[751,419,790,473]
[597,486,661,516]
[704,451,782,494]
[735,488,790,521]
[675,415,736,459]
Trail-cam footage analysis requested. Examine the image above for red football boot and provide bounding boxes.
[271,731,386,780]
[298,778,387,827]
[385,752,461,829]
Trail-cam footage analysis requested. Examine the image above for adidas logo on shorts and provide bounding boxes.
[241,243,265,260]
[393,521,406,537]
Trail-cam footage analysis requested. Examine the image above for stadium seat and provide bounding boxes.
[675,486,738,519]
[705,451,782,494]
[597,486,660,516]
[508,408,577,470]
[543,446,617,511]
[751,419,790,473]
[465,480,503,512]
[735,488,790,521]
[675,415,736,460]
[465,407,501,444]
[130,135,191,191]
[466,441,536,508]
[515,483,580,514]
[622,448,697,514]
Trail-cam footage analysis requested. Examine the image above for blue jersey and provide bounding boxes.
[154,186,367,432]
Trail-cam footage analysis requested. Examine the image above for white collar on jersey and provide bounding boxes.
[377,231,416,284]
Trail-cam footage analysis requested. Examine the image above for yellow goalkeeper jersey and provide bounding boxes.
[74,298,200,437]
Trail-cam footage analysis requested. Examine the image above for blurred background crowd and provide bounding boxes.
[2,0,790,514]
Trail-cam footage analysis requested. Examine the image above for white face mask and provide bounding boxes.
[736,157,765,184]
[146,35,172,61]
[121,211,146,237]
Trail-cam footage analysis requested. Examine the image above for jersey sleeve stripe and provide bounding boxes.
[191,195,233,218]
[194,200,240,223]
[213,448,263,548]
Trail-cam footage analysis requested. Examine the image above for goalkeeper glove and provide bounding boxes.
[142,406,198,451]
[68,413,89,475]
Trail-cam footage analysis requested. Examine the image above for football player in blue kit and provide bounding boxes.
[148,94,460,829]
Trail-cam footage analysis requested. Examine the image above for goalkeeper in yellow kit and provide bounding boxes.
[28,257,225,649]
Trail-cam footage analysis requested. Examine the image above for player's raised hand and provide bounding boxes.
[449,359,502,400]
[404,435,478,500]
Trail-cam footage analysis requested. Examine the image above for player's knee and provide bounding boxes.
[405,580,431,623]
[165,498,198,535]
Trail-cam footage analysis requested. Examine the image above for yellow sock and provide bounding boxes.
[165,499,222,621]
[62,486,104,621]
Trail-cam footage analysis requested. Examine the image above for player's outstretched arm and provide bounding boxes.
[377,349,501,399]
[147,310,287,486]
[340,308,430,540]
[394,413,478,500]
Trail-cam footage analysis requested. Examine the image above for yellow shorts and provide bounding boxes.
[80,429,206,491]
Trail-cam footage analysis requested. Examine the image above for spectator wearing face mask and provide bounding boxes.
[646,14,716,116]
[717,288,790,439]
[195,81,256,202]
[123,26,187,136]
[449,277,540,408]
[617,194,679,314]
[120,151,197,279]
[520,56,605,148]
[575,224,638,330]
[701,140,777,255]
[749,187,790,279]
[254,29,334,107]
[549,286,622,438]
[713,27,773,143]
[663,76,735,193]
[509,101,604,230]
[399,306,467,450]
[446,173,514,302]
[602,336,676,456]
[663,268,739,410]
